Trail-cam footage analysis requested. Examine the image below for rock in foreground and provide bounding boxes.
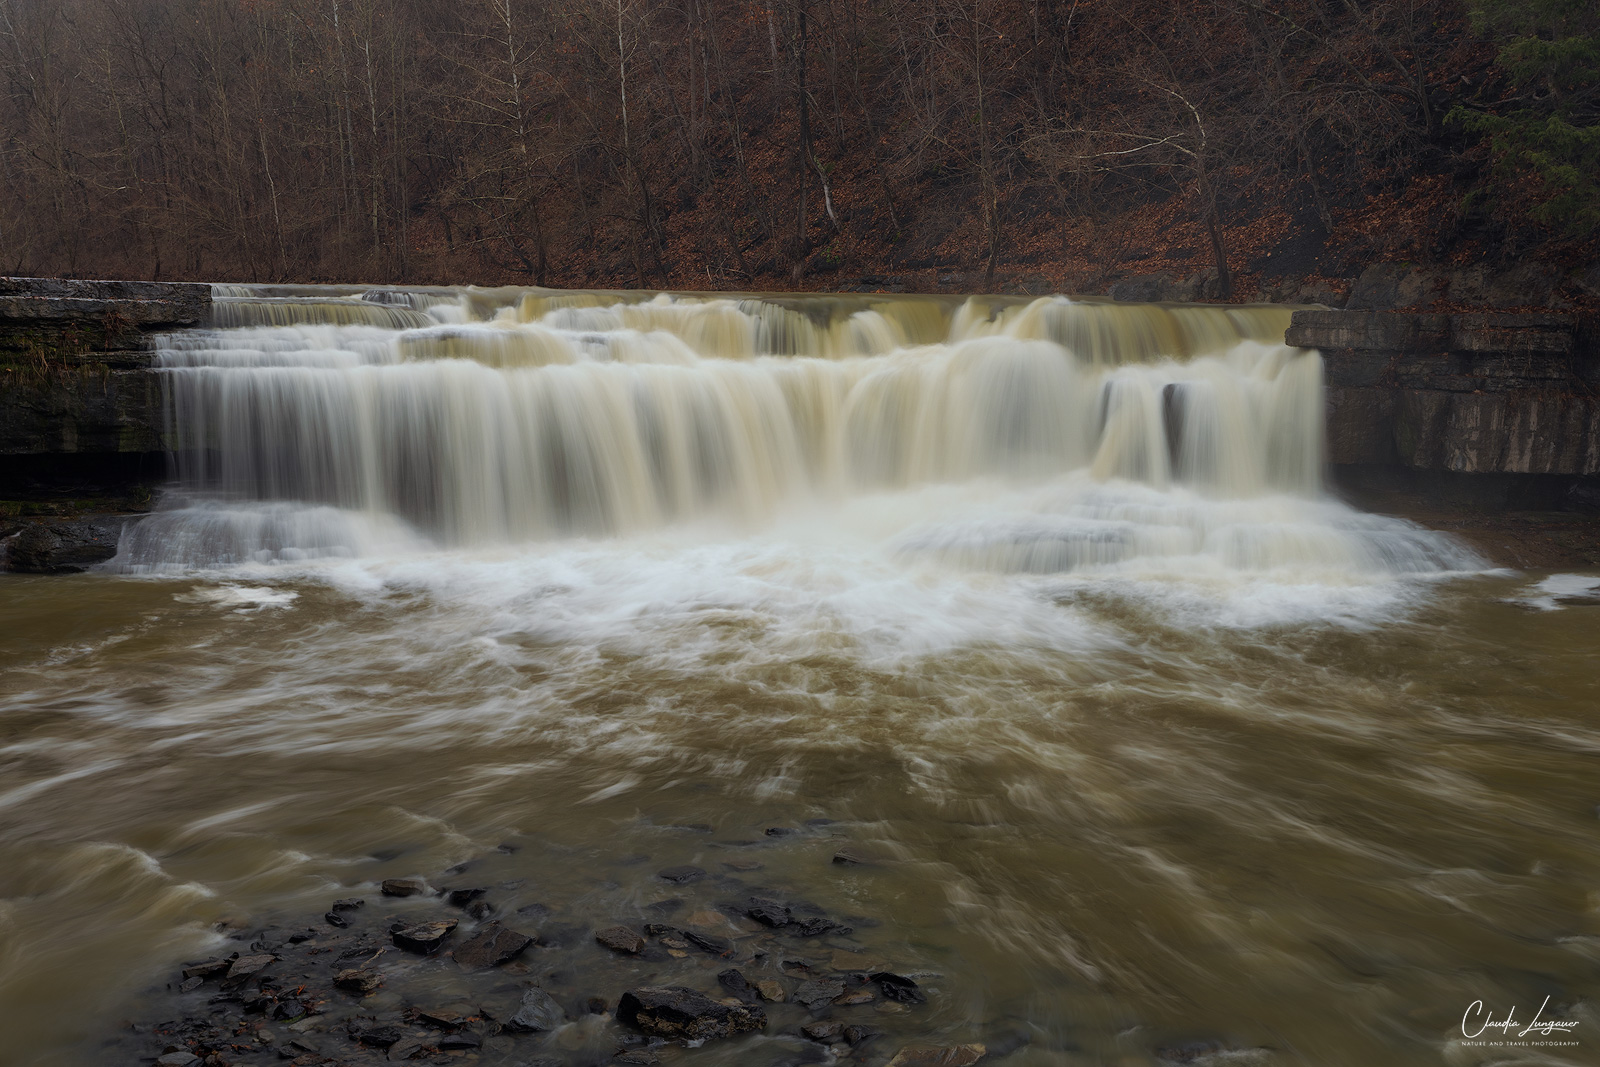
[616,985,766,1041]
[887,1044,987,1067]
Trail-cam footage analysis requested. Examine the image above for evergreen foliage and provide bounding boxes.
[1453,0,1600,235]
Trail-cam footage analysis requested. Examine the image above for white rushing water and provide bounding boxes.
[112,286,1482,629]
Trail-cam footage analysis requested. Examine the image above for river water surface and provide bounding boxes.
[1,287,1598,1066]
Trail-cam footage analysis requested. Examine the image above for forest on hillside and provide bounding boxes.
[1,0,1596,295]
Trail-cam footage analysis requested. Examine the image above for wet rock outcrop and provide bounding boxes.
[1289,309,1600,506]
[0,513,143,573]
[0,276,208,496]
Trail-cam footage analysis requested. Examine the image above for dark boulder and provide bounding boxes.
[616,986,766,1041]
[453,922,532,969]
[380,878,428,897]
[871,971,927,1004]
[391,919,456,954]
[505,986,566,1032]
[2,516,133,573]
[334,969,382,995]
[354,1026,404,1048]
[716,968,760,1003]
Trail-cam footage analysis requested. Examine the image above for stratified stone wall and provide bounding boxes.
[0,277,209,477]
[1288,310,1600,477]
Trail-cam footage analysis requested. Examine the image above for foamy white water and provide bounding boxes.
[114,287,1481,615]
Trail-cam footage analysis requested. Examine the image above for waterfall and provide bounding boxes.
[111,286,1478,575]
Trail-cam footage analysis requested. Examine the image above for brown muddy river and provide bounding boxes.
[1,287,1597,1066]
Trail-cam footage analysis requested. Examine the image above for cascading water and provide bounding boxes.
[113,285,1474,577]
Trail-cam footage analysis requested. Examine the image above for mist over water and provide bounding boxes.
[3,286,1598,1067]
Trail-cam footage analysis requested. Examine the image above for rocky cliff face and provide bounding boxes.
[1288,309,1599,506]
[0,277,208,494]
[0,278,206,571]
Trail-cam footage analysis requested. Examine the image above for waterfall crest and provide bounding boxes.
[113,285,1478,575]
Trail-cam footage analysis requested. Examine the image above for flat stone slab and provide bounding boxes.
[0,277,210,326]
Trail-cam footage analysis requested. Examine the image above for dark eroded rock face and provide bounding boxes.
[616,985,766,1041]
[2,515,133,573]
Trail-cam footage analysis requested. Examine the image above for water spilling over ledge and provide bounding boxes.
[112,285,1474,576]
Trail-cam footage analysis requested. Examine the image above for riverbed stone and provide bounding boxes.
[872,971,927,1003]
[387,1038,425,1061]
[716,968,759,1003]
[657,865,706,884]
[756,979,785,1002]
[682,930,733,956]
[617,986,766,1041]
[224,954,276,982]
[453,922,532,968]
[181,958,234,980]
[793,977,846,1007]
[504,986,565,1032]
[380,878,428,897]
[391,919,456,954]
[803,1020,844,1042]
[596,925,646,954]
[747,899,792,927]
[355,1025,404,1048]
[334,969,382,995]
[886,1044,987,1067]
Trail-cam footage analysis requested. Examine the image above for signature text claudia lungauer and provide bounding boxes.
[1462,996,1580,1041]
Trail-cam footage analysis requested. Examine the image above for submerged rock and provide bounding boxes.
[656,865,706,884]
[616,985,766,1041]
[381,878,429,897]
[872,971,927,1004]
[793,977,846,1007]
[453,922,532,969]
[681,930,732,957]
[802,1021,844,1042]
[887,1044,987,1066]
[716,967,759,1003]
[354,1025,404,1048]
[595,925,646,954]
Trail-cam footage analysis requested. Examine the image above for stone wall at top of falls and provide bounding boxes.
[0,277,210,477]
[1290,310,1600,492]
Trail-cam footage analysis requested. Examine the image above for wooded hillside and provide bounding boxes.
[2,0,1595,297]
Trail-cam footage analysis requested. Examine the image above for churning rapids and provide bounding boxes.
[2,285,1599,1067]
